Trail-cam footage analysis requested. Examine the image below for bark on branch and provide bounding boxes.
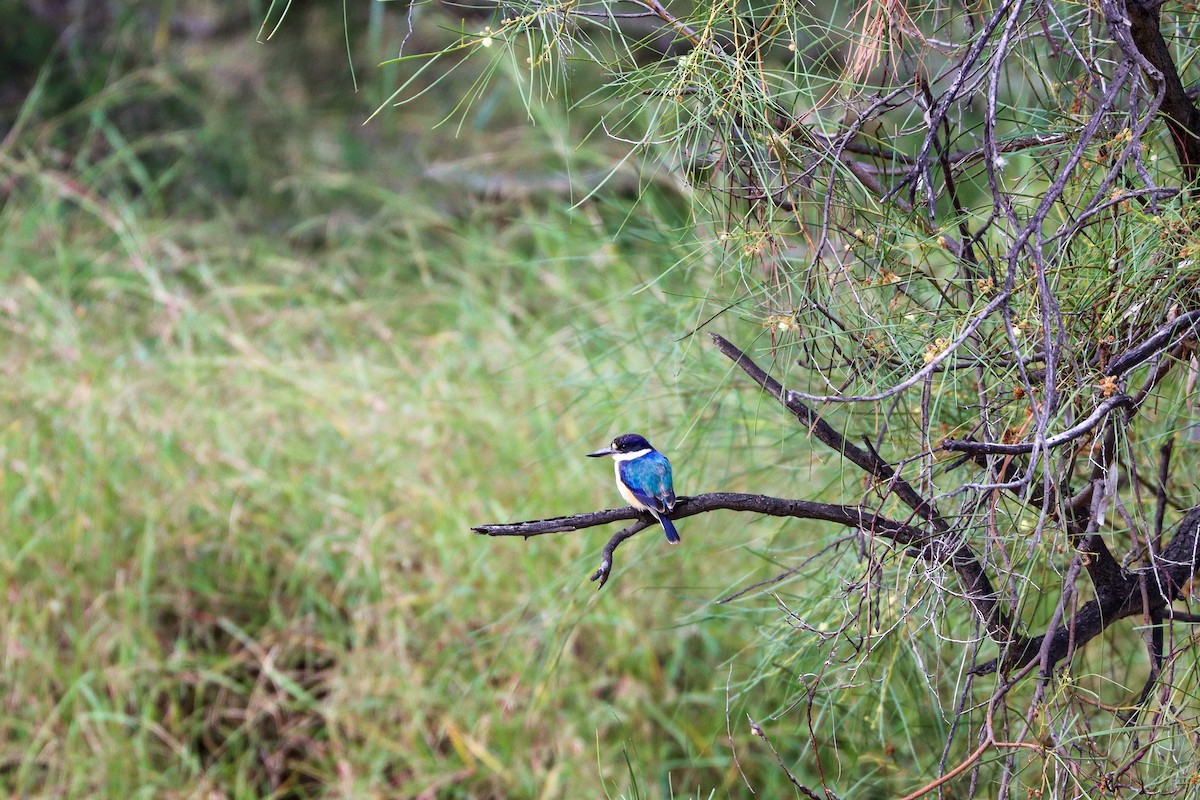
[473,492,929,541]
[942,308,1200,456]
[709,333,1023,646]
[973,506,1200,676]
[1104,0,1200,180]
[473,492,931,587]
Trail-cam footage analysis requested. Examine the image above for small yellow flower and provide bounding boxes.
[763,314,798,333]
[922,337,950,363]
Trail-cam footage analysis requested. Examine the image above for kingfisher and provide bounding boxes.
[587,433,679,544]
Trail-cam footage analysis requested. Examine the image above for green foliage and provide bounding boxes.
[0,6,883,797]
[6,0,1200,796]
[380,0,1200,795]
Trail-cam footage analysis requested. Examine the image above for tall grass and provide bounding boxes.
[0,12,911,797]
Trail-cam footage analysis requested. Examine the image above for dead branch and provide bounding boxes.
[474,491,933,587]
[710,332,1024,646]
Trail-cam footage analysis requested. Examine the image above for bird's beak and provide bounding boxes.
[586,447,615,458]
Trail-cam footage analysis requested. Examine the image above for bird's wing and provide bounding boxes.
[624,453,674,514]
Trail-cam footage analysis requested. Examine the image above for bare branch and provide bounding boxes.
[475,491,931,587]
[972,506,1200,676]
[710,333,950,529]
[473,492,929,541]
[941,395,1134,456]
[711,332,1023,645]
[1103,0,1200,179]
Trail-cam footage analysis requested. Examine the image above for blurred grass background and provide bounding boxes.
[0,2,969,798]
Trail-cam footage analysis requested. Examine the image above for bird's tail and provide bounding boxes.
[656,512,680,545]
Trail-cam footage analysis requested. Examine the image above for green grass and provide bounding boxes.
[0,29,882,796]
[13,9,1180,798]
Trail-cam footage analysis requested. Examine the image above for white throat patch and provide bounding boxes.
[611,448,652,462]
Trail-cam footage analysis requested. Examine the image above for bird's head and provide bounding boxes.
[587,433,653,458]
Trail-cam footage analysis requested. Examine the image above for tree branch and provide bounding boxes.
[473,492,936,541]
[941,394,1133,456]
[710,333,946,529]
[943,310,1198,463]
[710,333,1023,645]
[972,505,1200,676]
[474,491,933,587]
[1107,309,1200,377]
[1105,0,1200,180]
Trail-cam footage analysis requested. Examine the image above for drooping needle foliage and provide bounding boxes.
[454,0,1200,794]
